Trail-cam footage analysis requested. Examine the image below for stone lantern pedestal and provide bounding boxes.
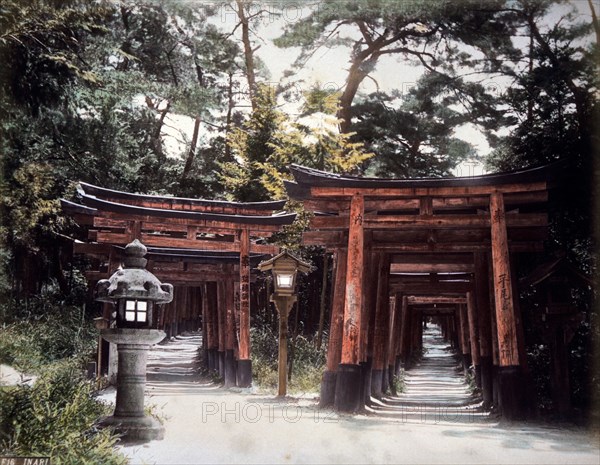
[99,328,166,442]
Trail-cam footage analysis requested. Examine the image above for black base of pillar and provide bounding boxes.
[217,350,225,378]
[480,357,493,410]
[207,348,217,372]
[359,360,371,410]
[202,347,209,369]
[237,359,252,388]
[371,369,384,399]
[382,367,390,394]
[224,350,236,388]
[319,371,337,408]
[498,365,524,420]
[395,357,402,376]
[474,364,482,388]
[334,364,362,413]
[388,364,397,396]
[462,353,472,375]
[492,364,500,407]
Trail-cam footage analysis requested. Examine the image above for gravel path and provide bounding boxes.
[114,331,599,465]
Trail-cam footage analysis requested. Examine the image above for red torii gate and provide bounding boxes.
[62,182,294,387]
[284,162,557,419]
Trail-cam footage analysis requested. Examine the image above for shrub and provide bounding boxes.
[0,359,126,465]
[250,326,326,394]
[0,293,97,372]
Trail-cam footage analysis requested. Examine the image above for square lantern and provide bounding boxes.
[120,299,152,328]
[258,250,311,297]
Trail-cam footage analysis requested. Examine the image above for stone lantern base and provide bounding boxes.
[99,414,165,442]
[99,328,166,442]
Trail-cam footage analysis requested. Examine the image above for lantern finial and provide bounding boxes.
[124,239,148,268]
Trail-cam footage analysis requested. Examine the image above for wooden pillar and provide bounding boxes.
[207,282,219,372]
[361,249,378,407]
[172,287,180,337]
[224,270,237,388]
[466,291,481,386]
[201,284,209,368]
[550,323,572,416]
[362,243,377,364]
[490,191,523,419]
[237,228,252,387]
[371,253,391,398]
[334,193,365,413]
[511,254,535,415]
[320,249,347,407]
[390,292,404,379]
[458,304,471,370]
[384,294,397,395]
[216,281,226,377]
[399,296,411,367]
[411,308,421,362]
[475,252,493,409]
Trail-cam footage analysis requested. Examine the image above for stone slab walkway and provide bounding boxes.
[368,325,486,423]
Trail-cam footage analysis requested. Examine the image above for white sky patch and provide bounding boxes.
[162,113,196,159]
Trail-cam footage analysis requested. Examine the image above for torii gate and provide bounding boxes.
[284,162,558,420]
[62,182,294,387]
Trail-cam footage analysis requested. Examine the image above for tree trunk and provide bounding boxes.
[182,116,201,180]
[153,101,171,158]
[588,0,600,46]
[338,58,371,134]
[236,0,257,110]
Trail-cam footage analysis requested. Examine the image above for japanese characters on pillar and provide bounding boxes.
[490,191,519,367]
[239,228,251,360]
[341,193,365,365]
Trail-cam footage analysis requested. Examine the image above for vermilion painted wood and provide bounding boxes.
[340,194,365,365]
[238,228,251,361]
[466,291,481,366]
[490,192,520,367]
[326,249,347,372]
[373,254,391,371]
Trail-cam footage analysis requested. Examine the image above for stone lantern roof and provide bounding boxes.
[95,239,173,304]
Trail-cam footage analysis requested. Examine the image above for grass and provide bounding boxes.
[250,326,327,395]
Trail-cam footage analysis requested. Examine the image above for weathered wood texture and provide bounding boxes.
[326,249,347,371]
[238,228,251,360]
[373,254,391,370]
[466,291,480,365]
[490,192,520,366]
[340,194,365,365]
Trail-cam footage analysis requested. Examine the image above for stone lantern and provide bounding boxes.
[95,239,173,442]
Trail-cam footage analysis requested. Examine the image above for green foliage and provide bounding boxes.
[391,370,406,395]
[0,0,111,111]
[353,87,475,177]
[0,281,97,372]
[250,325,326,394]
[220,84,286,202]
[0,360,126,465]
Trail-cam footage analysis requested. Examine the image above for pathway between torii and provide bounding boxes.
[368,326,485,423]
[110,332,599,465]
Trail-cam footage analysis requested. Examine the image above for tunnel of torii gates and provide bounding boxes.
[63,160,566,420]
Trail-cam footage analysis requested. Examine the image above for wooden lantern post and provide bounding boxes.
[258,251,311,397]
